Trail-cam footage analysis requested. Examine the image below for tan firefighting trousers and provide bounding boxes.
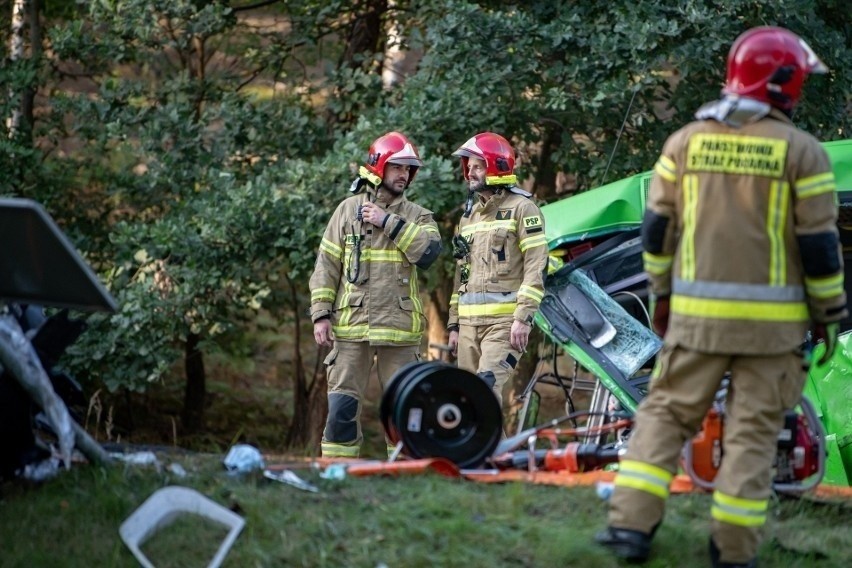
[457,321,524,408]
[321,341,420,458]
[608,344,804,564]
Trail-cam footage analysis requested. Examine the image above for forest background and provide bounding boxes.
[1,0,850,456]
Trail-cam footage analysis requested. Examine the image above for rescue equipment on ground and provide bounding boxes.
[378,361,827,495]
[380,361,502,468]
[683,392,824,493]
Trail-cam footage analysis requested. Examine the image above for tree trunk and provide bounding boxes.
[532,124,563,202]
[285,356,328,453]
[339,0,389,72]
[284,277,328,453]
[426,279,451,361]
[381,0,404,89]
[20,0,40,142]
[6,0,26,136]
[182,332,206,433]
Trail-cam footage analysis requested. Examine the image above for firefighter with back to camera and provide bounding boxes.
[595,26,846,567]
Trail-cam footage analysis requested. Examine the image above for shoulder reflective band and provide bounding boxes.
[794,171,835,199]
[519,234,547,251]
[654,155,677,182]
[320,237,343,260]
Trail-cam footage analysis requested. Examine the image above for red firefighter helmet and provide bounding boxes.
[361,131,423,188]
[452,132,517,186]
[722,26,827,111]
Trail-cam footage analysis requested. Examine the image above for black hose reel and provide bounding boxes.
[380,361,503,468]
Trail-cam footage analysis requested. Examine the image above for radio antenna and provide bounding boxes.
[602,88,638,184]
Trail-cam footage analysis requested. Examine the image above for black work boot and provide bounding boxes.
[709,538,757,567]
[594,527,652,563]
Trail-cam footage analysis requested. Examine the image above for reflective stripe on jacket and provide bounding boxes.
[448,189,549,328]
[642,107,846,354]
[309,188,442,346]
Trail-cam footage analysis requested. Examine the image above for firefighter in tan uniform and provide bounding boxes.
[446,132,549,407]
[596,28,846,567]
[310,132,442,458]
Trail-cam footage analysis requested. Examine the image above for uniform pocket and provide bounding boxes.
[490,228,511,277]
[648,342,676,391]
[338,292,365,311]
[398,296,425,316]
[399,296,425,331]
[490,227,508,253]
[397,261,412,286]
[323,346,339,367]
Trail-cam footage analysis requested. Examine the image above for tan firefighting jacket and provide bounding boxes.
[310,187,442,346]
[448,189,549,328]
[643,107,846,354]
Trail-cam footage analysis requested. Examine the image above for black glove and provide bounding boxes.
[452,234,471,260]
[812,322,840,366]
[652,295,670,338]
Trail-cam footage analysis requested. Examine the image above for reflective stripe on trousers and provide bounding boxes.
[607,345,803,564]
[322,341,420,458]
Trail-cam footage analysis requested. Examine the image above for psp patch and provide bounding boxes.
[496,209,512,220]
[523,215,542,229]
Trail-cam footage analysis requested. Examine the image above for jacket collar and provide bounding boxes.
[478,189,508,212]
[767,107,794,124]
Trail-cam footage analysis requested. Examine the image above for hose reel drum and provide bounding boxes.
[380,361,502,468]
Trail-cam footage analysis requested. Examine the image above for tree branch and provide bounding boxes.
[231,0,283,13]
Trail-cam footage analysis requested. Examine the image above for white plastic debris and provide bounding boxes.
[22,456,63,482]
[223,444,265,474]
[596,481,615,501]
[320,463,348,480]
[167,463,187,478]
[263,469,319,493]
[119,486,244,568]
[112,451,161,468]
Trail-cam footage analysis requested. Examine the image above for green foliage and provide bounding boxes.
[6,0,851,404]
[48,0,335,391]
[65,169,326,391]
[385,0,851,192]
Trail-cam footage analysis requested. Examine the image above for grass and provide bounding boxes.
[1,454,849,567]
[11,333,848,566]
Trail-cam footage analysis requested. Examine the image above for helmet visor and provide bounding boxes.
[386,143,423,167]
[798,37,828,74]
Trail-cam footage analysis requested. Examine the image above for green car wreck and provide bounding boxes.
[536,138,852,488]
